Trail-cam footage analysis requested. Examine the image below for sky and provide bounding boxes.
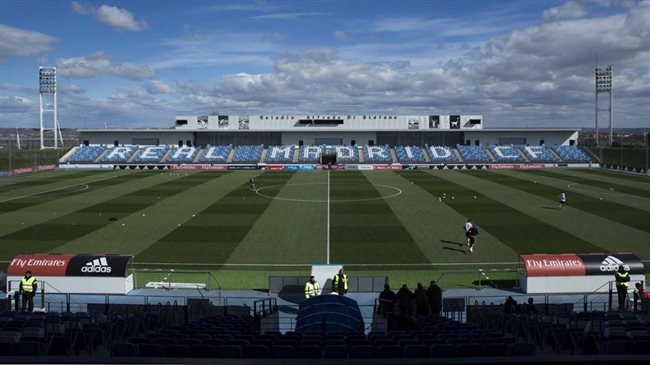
[0,0,648,129]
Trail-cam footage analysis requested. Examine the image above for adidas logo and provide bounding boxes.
[81,257,112,273]
[600,255,630,272]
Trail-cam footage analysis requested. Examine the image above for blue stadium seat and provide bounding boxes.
[297,344,322,359]
[265,145,296,163]
[427,146,459,163]
[198,145,232,163]
[242,344,269,358]
[395,146,427,163]
[481,342,508,356]
[166,147,200,163]
[455,343,481,357]
[232,145,263,163]
[131,145,169,164]
[601,340,633,355]
[376,345,402,358]
[489,145,524,162]
[518,145,558,162]
[165,344,189,357]
[456,145,490,163]
[99,146,138,163]
[68,145,106,163]
[362,145,392,163]
[553,146,592,163]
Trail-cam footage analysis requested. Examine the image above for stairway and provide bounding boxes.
[390,148,398,163]
[160,148,173,163]
[260,148,268,163]
[423,147,431,163]
[292,147,299,163]
[453,149,464,163]
[94,148,109,163]
[59,147,79,163]
[193,148,204,163]
[358,148,365,163]
[516,148,529,162]
[549,149,563,162]
[226,148,236,163]
[484,148,496,162]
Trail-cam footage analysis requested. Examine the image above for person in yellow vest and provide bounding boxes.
[304,276,321,298]
[614,265,630,311]
[20,270,37,312]
[333,269,348,296]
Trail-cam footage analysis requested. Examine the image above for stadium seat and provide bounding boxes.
[456,144,490,163]
[350,345,374,358]
[482,342,508,356]
[489,145,524,162]
[455,343,481,357]
[376,344,402,358]
[231,145,263,163]
[166,146,199,163]
[190,344,217,358]
[198,145,232,163]
[67,145,106,163]
[507,342,536,356]
[138,343,163,357]
[218,344,242,358]
[131,145,169,164]
[14,341,45,356]
[112,343,139,357]
[601,340,633,355]
[270,345,296,358]
[430,344,455,357]
[553,146,591,163]
[242,344,269,358]
[298,344,322,359]
[519,145,558,162]
[323,345,348,358]
[403,344,428,358]
[265,145,296,163]
[362,145,393,163]
[99,146,138,163]
[395,146,427,163]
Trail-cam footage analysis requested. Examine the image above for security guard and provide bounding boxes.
[614,265,630,311]
[304,276,321,298]
[20,270,37,312]
[333,269,348,296]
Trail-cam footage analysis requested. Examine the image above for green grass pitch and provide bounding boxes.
[0,168,648,289]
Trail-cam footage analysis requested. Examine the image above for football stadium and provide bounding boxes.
[1,1,650,364]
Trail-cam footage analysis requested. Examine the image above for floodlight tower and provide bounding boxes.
[595,65,613,146]
[39,66,59,149]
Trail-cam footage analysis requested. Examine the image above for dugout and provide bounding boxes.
[519,253,645,294]
[6,254,134,295]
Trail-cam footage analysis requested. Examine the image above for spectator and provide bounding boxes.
[634,282,649,311]
[396,284,414,315]
[503,296,517,314]
[378,284,396,317]
[414,283,430,316]
[427,280,443,316]
[525,297,538,314]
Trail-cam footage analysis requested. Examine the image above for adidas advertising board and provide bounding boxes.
[522,253,644,277]
[66,255,131,277]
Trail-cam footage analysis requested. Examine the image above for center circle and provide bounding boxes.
[255,182,403,203]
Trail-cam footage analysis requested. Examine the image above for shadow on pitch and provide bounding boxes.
[542,206,559,210]
[440,239,464,247]
[443,246,467,254]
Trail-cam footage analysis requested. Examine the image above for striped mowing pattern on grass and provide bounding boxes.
[0,171,109,194]
[525,169,650,199]
[0,172,218,259]
[474,170,650,233]
[576,169,650,185]
[397,170,604,254]
[135,172,295,265]
[329,171,427,264]
[0,172,151,213]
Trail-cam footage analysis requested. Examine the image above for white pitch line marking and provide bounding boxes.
[0,175,115,203]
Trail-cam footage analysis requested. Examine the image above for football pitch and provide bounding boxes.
[1,168,648,289]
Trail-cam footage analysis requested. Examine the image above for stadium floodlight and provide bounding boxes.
[39,66,60,149]
[595,65,613,146]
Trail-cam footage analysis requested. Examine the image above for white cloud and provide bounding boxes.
[0,23,56,62]
[59,84,85,94]
[0,96,35,113]
[252,12,324,20]
[144,80,173,94]
[543,1,589,21]
[71,2,147,31]
[333,31,349,41]
[56,52,155,80]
